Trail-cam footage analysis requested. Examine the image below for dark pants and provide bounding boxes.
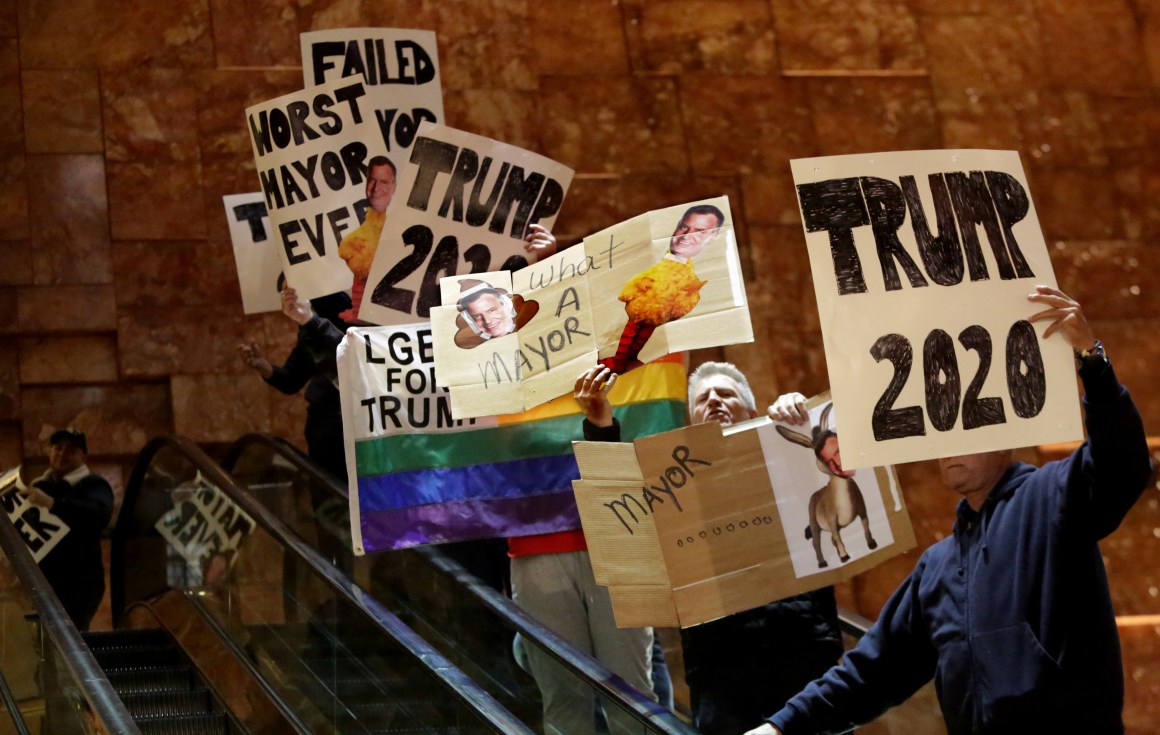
[690,644,842,735]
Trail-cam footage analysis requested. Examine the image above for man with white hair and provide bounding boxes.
[575,360,843,735]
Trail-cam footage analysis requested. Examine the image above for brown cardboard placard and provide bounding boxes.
[573,394,915,628]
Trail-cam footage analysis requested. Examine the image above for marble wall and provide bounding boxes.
[1,0,1159,728]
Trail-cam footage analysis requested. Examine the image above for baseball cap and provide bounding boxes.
[49,428,87,453]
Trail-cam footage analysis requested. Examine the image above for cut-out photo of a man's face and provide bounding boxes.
[669,205,724,259]
[453,278,539,349]
[464,289,515,338]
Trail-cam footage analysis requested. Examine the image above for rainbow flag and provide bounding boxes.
[338,324,686,554]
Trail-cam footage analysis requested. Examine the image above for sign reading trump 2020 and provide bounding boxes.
[792,149,1082,469]
[356,122,574,326]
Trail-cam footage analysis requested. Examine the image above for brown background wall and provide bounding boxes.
[1,0,1159,728]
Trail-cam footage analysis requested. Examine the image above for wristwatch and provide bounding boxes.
[1074,339,1108,368]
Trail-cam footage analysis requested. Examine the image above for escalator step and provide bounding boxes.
[120,688,213,718]
[83,629,172,650]
[105,665,196,694]
[135,713,228,735]
[90,643,184,669]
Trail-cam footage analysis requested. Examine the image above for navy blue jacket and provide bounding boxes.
[770,361,1151,735]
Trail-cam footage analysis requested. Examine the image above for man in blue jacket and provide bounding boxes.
[746,286,1152,735]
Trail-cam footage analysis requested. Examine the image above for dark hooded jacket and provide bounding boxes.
[770,360,1152,735]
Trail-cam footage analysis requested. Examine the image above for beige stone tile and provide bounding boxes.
[26,154,112,284]
[0,243,32,285]
[1048,241,1160,321]
[18,336,119,384]
[0,341,17,419]
[538,76,690,174]
[17,0,213,70]
[921,14,1045,98]
[808,77,941,155]
[20,383,171,456]
[1036,0,1148,91]
[209,0,300,68]
[0,155,29,240]
[22,70,104,153]
[16,284,116,332]
[622,0,777,74]
[117,306,252,377]
[681,75,815,175]
[111,239,242,309]
[528,0,629,75]
[434,0,536,90]
[171,373,271,443]
[107,160,207,240]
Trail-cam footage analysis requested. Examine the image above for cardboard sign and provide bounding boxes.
[356,123,575,326]
[338,324,687,554]
[791,150,1082,469]
[0,468,70,564]
[572,396,914,628]
[154,472,256,567]
[245,29,444,304]
[224,193,282,314]
[432,196,752,419]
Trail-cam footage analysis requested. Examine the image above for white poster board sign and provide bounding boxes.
[430,196,751,419]
[357,122,574,326]
[0,468,70,563]
[223,193,282,314]
[154,472,256,567]
[245,29,444,304]
[791,149,1082,469]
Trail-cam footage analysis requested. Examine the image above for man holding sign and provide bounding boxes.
[26,429,114,630]
[576,362,844,735]
[747,287,1151,735]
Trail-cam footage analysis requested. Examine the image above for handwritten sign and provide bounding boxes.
[245,29,444,303]
[572,396,914,628]
[0,468,70,563]
[155,473,255,566]
[791,150,1082,469]
[356,122,574,326]
[432,196,752,419]
[223,193,282,314]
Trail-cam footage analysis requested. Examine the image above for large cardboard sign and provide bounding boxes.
[431,196,752,419]
[572,396,914,629]
[356,123,575,326]
[791,150,1082,469]
[338,324,686,554]
[0,468,70,564]
[224,193,282,314]
[154,472,256,567]
[245,29,444,304]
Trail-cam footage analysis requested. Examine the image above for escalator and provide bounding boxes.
[83,628,243,734]
[110,435,535,735]
[222,433,697,734]
[221,433,946,735]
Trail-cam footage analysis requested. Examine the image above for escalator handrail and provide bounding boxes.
[0,510,141,734]
[117,434,536,735]
[224,432,699,733]
[0,661,33,735]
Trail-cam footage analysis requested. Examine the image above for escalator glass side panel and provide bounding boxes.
[0,514,140,735]
[117,437,534,735]
[226,434,699,735]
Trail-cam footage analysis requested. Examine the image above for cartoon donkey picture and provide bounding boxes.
[776,403,877,568]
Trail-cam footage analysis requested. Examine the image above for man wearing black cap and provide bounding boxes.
[24,428,114,631]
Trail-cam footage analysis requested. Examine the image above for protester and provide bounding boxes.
[575,361,843,734]
[238,291,351,480]
[746,286,1151,735]
[25,429,114,631]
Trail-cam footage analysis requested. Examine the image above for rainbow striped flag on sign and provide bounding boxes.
[338,323,687,554]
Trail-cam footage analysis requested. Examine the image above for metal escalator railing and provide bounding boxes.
[0,504,142,735]
[113,434,535,735]
[222,432,694,735]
